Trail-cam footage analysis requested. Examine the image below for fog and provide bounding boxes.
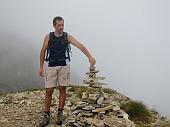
[0,0,170,118]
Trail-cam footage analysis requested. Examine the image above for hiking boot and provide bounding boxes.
[56,111,63,125]
[38,113,50,127]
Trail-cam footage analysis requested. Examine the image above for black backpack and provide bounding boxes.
[45,32,71,62]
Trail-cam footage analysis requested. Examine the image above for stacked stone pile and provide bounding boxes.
[63,65,135,127]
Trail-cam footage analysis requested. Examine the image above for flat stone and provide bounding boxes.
[92,105,113,113]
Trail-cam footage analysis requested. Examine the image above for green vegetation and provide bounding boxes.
[136,124,170,127]
[102,87,116,94]
[67,85,87,98]
[121,101,151,123]
[0,92,5,96]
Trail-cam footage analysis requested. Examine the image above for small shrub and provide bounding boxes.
[75,86,87,98]
[0,93,5,96]
[67,86,79,92]
[121,101,151,123]
[102,87,115,94]
[67,86,87,98]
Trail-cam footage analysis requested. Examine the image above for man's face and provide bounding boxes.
[54,20,64,34]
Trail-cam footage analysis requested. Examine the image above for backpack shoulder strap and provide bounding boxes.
[63,32,68,44]
[63,32,71,61]
[45,32,53,61]
[48,32,53,47]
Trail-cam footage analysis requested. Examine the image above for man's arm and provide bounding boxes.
[68,35,96,65]
[39,34,49,78]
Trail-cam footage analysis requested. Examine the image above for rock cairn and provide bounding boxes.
[83,65,106,88]
[64,65,135,127]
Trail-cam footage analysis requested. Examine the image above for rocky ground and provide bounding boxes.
[0,86,170,127]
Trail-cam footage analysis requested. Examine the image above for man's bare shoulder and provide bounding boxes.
[42,33,51,45]
[45,33,50,40]
[41,33,51,50]
[67,34,76,43]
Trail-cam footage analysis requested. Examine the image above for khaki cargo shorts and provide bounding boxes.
[44,65,70,88]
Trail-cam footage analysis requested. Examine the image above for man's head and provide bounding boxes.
[53,16,64,34]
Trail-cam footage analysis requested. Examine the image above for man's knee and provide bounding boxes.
[59,86,66,93]
[45,88,54,96]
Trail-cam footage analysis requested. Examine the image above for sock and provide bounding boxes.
[58,108,63,112]
[44,111,50,116]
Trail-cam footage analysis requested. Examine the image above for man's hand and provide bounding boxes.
[89,56,96,65]
[39,67,44,78]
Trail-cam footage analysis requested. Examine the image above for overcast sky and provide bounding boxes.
[0,0,170,118]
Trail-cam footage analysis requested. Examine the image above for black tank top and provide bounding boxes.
[48,32,68,66]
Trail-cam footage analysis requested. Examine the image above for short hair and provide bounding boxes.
[53,16,64,26]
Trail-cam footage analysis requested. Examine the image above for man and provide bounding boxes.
[39,16,96,127]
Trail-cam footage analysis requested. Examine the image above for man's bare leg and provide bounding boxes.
[44,88,54,112]
[58,85,66,109]
[39,88,54,127]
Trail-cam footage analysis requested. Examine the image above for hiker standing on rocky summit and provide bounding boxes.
[39,16,96,127]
